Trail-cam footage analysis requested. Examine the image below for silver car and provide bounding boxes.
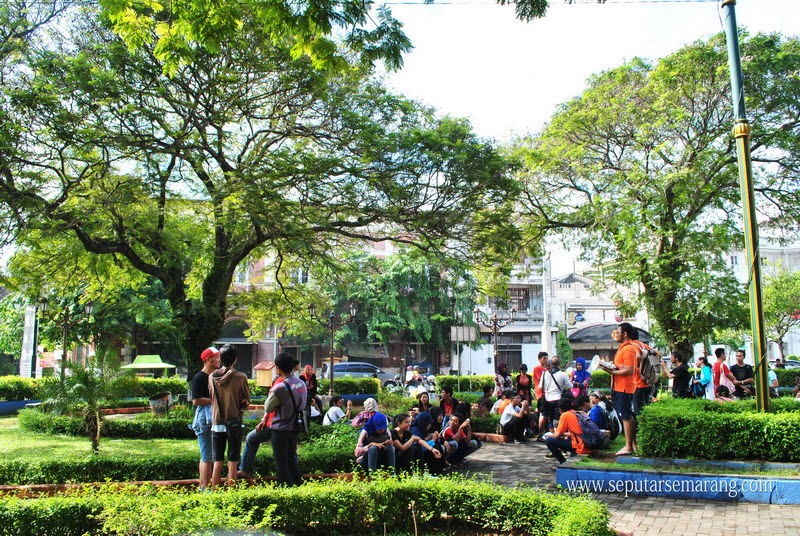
[332,362,398,387]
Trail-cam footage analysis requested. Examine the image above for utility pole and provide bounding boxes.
[720,0,769,411]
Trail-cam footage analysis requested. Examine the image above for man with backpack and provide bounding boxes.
[631,331,661,416]
[599,323,639,456]
[544,398,593,465]
[540,356,572,434]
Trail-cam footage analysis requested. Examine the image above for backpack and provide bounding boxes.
[595,403,620,441]
[576,411,606,449]
[636,342,661,386]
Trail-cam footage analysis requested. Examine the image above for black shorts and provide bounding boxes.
[613,391,635,421]
[212,426,244,463]
[540,399,559,424]
[633,387,652,416]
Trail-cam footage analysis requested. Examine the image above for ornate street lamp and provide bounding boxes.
[309,303,357,396]
[473,306,516,365]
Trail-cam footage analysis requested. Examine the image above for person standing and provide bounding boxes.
[515,363,533,405]
[730,349,754,398]
[540,356,571,434]
[660,351,691,398]
[600,323,638,456]
[189,347,220,491]
[532,351,549,440]
[266,352,308,486]
[712,348,741,394]
[209,344,250,488]
[494,362,513,397]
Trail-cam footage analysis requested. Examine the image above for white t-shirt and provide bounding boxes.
[500,403,520,426]
[323,406,346,426]
[542,369,571,402]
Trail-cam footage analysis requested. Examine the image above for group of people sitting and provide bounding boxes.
[347,389,482,475]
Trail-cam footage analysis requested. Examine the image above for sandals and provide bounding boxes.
[614,448,633,457]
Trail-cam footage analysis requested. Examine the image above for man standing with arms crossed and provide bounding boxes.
[266,352,308,486]
[189,347,220,491]
[600,323,638,456]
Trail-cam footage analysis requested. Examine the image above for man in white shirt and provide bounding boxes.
[540,356,572,433]
[500,393,530,443]
[323,396,352,425]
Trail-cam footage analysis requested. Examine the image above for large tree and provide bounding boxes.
[0,6,516,374]
[763,267,800,360]
[515,33,800,357]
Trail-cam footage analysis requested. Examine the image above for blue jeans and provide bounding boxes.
[451,438,480,463]
[240,426,271,474]
[359,445,396,471]
[271,429,302,486]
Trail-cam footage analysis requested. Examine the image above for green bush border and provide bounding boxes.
[0,478,613,536]
[637,397,800,461]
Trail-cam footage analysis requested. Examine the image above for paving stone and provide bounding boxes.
[454,441,800,535]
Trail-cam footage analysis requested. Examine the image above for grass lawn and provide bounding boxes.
[0,415,196,462]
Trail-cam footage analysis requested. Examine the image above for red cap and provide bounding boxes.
[200,347,220,361]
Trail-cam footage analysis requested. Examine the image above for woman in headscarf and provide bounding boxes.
[354,412,395,472]
[494,363,513,397]
[570,358,592,397]
[408,409,445,474]
[351,397,378,427]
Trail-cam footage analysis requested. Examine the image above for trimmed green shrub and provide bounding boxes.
[0,478,613,536]
[436,374,494,393]
[775,368,800,388]
[637,397,800,461]
[318,376,380,395]
[0,376,41,401]
[18,408,196,439]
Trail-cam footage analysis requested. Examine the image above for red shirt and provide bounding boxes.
[263,376,285,427]
[533,365,546,399]
[713,361,731,391]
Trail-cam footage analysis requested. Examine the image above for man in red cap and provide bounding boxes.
[189,346,220,490]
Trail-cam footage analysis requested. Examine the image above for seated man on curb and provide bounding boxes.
[499,392,529,443]
[544,397,591,466]
[323,396,352,425]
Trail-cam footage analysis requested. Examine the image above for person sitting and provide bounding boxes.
[408,409,446,474]
[493,389,514,417]
[545,397,592,465]
[476,385,494,416]
[354,412,395,472]
[452,402,481,463]
[412,391,434,414]
[500,392,529,444]
[391,413,420,473]
[352,397,378,427]
[579,394,608,430]
[715,385,735,402]
[793,376,800,399]
[323,396,352,425]
[439,386,459,430]
[768,367,780,398]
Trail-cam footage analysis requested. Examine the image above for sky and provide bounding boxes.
[385,0,800,142]
[383,0,800,274]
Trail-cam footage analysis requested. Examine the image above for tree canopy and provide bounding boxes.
[514,33,800,356]
[763,266,800,359]
[0,4,517,373]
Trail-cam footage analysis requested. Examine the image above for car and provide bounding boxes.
[331,362,398,387]
[771,359,800,369]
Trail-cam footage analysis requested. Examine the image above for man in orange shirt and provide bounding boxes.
[599,322,638,456]
[544,398,591,464]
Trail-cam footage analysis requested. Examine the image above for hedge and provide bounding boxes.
[0,421,359,485]
[436,370,612,392]
[0,375,189,402]
[0,478,614,536]
[637,397,800,462]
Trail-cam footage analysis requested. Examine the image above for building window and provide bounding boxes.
[508,288,529,312]
[291,267,309,284]
[730,255,738,266]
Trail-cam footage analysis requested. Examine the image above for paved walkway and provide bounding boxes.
[454,441,800,536]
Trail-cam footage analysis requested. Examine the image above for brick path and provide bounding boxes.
[455,441,800,536]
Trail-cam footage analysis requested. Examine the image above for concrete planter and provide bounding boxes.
[556,462,800,504]
[0,400,40,416]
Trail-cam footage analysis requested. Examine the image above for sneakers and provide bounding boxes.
[544,452,555,459]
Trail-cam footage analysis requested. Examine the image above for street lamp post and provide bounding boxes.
[309,304,357,396]
[473,306,516,365]
[39,298,93,382]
